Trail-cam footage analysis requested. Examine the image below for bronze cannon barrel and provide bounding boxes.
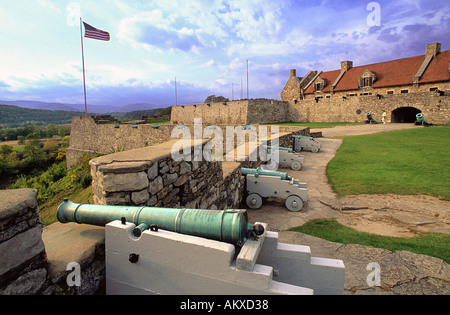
[57,199,264,246]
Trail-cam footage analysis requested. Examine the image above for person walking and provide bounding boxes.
[381,110,387,124]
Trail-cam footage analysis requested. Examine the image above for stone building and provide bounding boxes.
[281,42,450,124]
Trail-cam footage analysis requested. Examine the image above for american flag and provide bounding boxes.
[83,22,110,41]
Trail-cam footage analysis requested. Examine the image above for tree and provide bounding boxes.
[17,136,25,145]
[0,144,13,156]
[23,139,46,167]
[204,95,230,103]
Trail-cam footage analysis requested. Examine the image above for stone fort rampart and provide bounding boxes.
[170,99,289,126]
[286,90,450,124]
[66,115,310,168]
[169,91,449,126]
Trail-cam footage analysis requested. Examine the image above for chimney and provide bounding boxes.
[426,43,441,57]
[290,69,297,77]
[341,61,353,72]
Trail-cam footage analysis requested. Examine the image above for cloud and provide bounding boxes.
[36,0,61,13]
[0,72,212,107]
[377,27,402,43]
[139,24,203,52]
[3,0,450,108]
[118,9,206,53]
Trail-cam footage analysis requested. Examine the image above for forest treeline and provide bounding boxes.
[0,123,70,142]
[0,104,83,128]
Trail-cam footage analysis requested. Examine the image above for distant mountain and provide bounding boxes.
[115,103,165,112]
[0,100,80,112]
[0,100,168,114]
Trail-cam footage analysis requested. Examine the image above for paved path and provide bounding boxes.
[247,123,450,295]
[311,122,418,138]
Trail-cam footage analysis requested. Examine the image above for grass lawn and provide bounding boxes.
[326,125,450,200]
[146,119,171,124]
[267,121,363,128]
[289,219,450,264]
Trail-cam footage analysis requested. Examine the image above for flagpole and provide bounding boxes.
[246,59,249,100]
[175,77,177,106]
[80,17,88,116]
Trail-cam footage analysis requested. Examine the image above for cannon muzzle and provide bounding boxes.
[57,199,264,246]
[241,167,292,181]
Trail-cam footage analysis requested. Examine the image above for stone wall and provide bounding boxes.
[171,100,249,125]
[171,92,449,127]
[0,189,105,295]
[89,126,310,210]
[170,99,289,126]
[66,116,306,169]
[287,91,450,124]
[66,116,176,168]
[0,189,48,294]
[89,139,258,210]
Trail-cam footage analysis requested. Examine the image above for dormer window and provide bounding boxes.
[314,77,326,92]
[314,82,324,92]
[362,77,373,87]
[359,69,376,88]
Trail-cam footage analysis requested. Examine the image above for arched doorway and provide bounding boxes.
[391,107,421,123]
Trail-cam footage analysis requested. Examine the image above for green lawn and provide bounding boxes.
[289,219,450,264]
[12,146,25,152]
[326,126,450,200]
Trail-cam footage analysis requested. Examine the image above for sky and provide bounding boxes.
[0,0,449,108]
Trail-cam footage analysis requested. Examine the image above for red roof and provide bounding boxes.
[303,50,450,94]
[320,70,341,93]
[420,50,450,83]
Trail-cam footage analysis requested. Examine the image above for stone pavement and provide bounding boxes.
[279,232,450,295]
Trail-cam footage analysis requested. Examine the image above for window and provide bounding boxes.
[387,90,394,94]
[362,77,373,87]
[314,82,324,92]
[401,89,409,94]
[429,87,438,92]
[359,69,376,88]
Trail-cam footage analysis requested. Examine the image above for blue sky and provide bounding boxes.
[0,0,449,108]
